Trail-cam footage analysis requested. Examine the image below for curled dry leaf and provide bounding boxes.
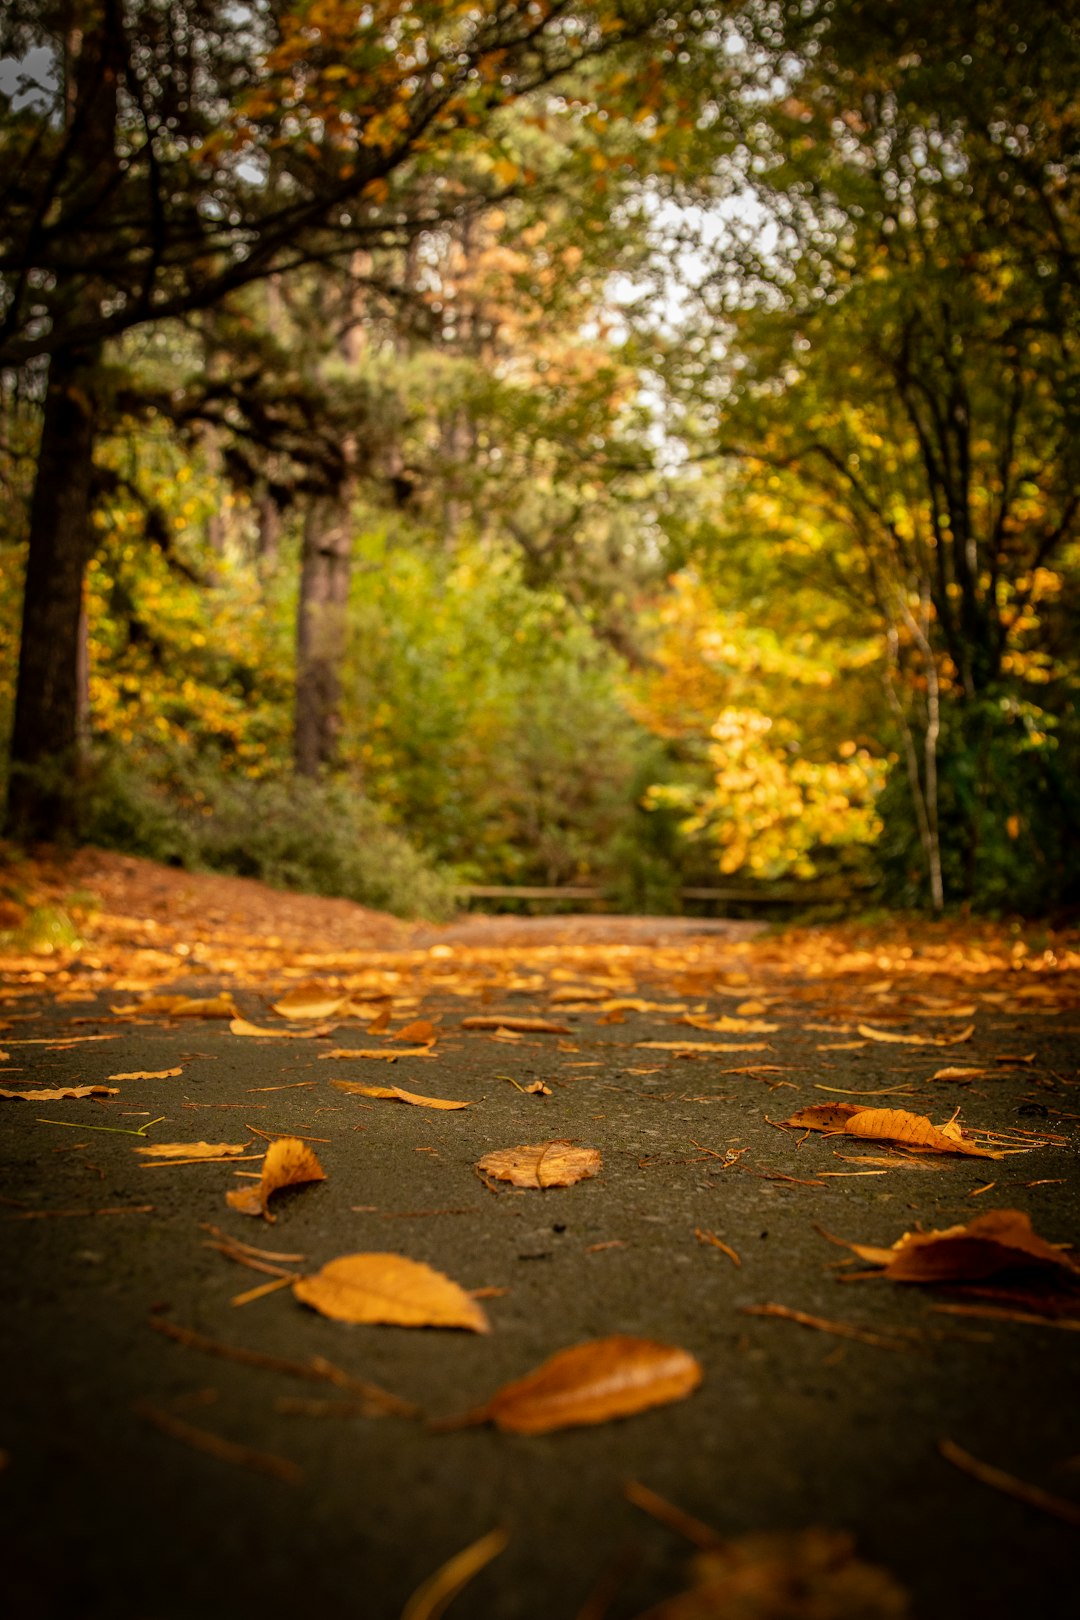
[0,1084,119,1101]
[677,1014,779,1034]
[330,1080,470,1110]
[229,1017,327,1039]
[392,1019,438,1044]
[635,1526,910,1620]
[782,1104,1001,1159]
[318,1047,435,1062]
[112,993,237,1020]
[293,1253,490,1333]
[477,1141,602,1189]
[137,1141,250,1160]
[271,981,348,1020]
[857,1023,974,1046]
[931,1067,993,1082]
[636,1041,769,1054]
[226,1137,326,1222]
[826,1210,1080,1286]
[461,1016,571,1034]
[108,1068,183,1080]
[456,1335,702,1435]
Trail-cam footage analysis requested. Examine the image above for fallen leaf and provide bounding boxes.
[137,1141,250,1160]
[293,1253,490,1332]
[401,1528,509,1620]
[107,1068,183,1080]
[782,1104,1002,1158]
[635,1041,769,1054]
[634,1525,910,1618]
[0,1084,119,1101]
[329,1080,470,1110]
[931,1067,993,1082]
[112,993,237,1019]
[271,982,348,1020]
[392,1019,438,1044]
[226,1137,326,1222]
[817,1040,869,1051]
[857,1023,974,1046]
[831,1210,1080,1285]
[229,1017,327,1039]
[476,1141,602,1189]
[844,1109,1001,1159]
[676,1014,779,1034]
[461,1016,571,1034]
[455,1336,702,1434]
[523,1081,552,1096]
[317,1047,436,1061]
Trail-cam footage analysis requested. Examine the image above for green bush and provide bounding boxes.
[78,749,457,920]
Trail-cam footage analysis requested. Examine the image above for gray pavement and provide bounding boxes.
[1,925,1078,1619]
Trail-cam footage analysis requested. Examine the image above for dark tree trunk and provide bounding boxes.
[4,348,100,841]
[294,494,352,777]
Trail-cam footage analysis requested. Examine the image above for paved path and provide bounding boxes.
[1,905,1078,1618]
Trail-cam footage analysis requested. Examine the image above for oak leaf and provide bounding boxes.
[293,1253,490,1332]
[477,1141,601,1188]
[460,1336,702,1434]
[329,1080,470,1110]
[226,1137,326,1221]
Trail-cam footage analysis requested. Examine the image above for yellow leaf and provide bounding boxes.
[318,1047,436,1061]
[293,1253,490,1332]
[138,1141,249,1160]
[462,1336,702,1434]
[226,1137,326,1222]
[0,1084,119,1101]
[857,1023,974,1046]
[108,1068,183,1080]
[329,1081,470,1110]
[476,1141,601,1189]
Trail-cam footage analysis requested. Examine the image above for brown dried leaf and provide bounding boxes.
[392,1019,438,1044]
[271,982,348,1020]
[857,1023,974,1046]
[138,1141,249,1160]
[0,1083,119,1101]
[636,1041,769,1054]
[876,1210,1080,1284]
[636,1527,910,1619]
[476,1141,602,1189]
[293,1253,490,1332]
[844,1108,1001,1158]
[461,1016,571,1034]
[108,1068,183,1080]
[317,1046,436,1061]
[225,1137,326,1222]
[329,1080,470,1110]
[465,1335,702,1434]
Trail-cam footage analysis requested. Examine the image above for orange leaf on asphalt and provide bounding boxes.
[0,1084,119,1101]
[137,1141,250,1160]
[783,1104,864,1132]
[857,1023,974,1046]
[840,1210,1080,1285]
[226,1137,326,1222]
[108,1068,183,1080]
[271,982,348,1020]
[459,1336,702,1434]
[329,1080,470,1110]
[317,1046,436,1061]
[392,1019,438,1044]
[844,1108,1001,1158]
[112,993,238,1019]
[229,1017,329,1039]
[293,1253,490,1332]
[477,1141,602,1189]
[635,1041,769,1054]
[931,1067,993,1082]
[461,1016,571,1034]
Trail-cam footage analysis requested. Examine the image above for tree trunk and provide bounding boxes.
[4,348,100,842]
[294,494,352,777]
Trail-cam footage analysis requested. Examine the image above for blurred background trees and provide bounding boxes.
[2,1,1077,915]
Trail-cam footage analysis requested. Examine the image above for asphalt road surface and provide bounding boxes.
[2,915,1078,1619]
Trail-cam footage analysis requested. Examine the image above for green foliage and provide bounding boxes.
[78,749,456,921]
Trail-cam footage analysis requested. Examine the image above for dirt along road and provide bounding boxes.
[1,850,1079,1619]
